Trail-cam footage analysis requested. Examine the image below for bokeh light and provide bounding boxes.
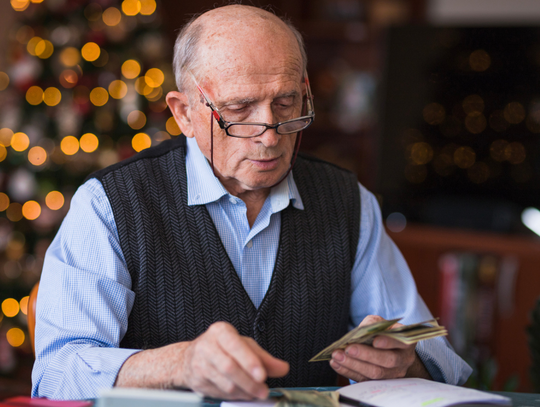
[145,86,162,101]
[490,140,509,162]
[135,77,153,95]
[26,86,44,105]
[422,102,445,125]
[16,25,34,44]
[20,296,29,315]
[489,110,510,132]
[166,117,182,136]
[61,135,80,155]
[28,146,47,166]
[469,49,491,72]
[26,36,42,55]
[6,203,23,222]
[409,142,433,165]
[46,191,65,210]
[60,47,81,67]
[0,193,10,212]
[454,146,476,169]
[0,72,9,91]
[103,7,122,26]
[108,80,128,99]
[122,60,141,79]
[132,133,151,152]
[127,110,146,129]
[11,132,30,152]
[504,102,526,124]
[81,42,101,62]
[80,133,99,153]
[467,162,490,184]
[122,0,141,16]
[2,298,19,317]
[11,0,30,12]
[140,0,157,15]
[90,87,109,106]
[506,142,526,165]
[22,201,41,220]
[35,40,54,59]
[464,112,487,134]
[0,128,13,147]
[6,328,25,347]
[0,145,6,162]
[59,69,78,88]
[145,68,164,87]
[43,87,62,106]
[462,94,484,114]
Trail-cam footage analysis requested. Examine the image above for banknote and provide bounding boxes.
[274,389,340,407]
[309,318,446,362]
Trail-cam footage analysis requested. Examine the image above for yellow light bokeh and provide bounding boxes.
[132,133,151,152]
[6,203,23,222]
[26,85,44,105]
[103,7,122,26]
[60,47,81,67]
[81,42,101,62]
[46,191,65,210]
[35,40,54,59]
[145,86,162,102]
[43,87,62,106]
[22,200,41,220]
[108,80,128,99]
[16,26,34,44]
[60,135,80,155]
[28,146,47,166]
[145,68,164,87]
[11,132,30,152]
[2,298,19,317]
[26,36,42,56]
[122,0,141,16]
[59,69,78,88]
[0,193,9,212]
[80,133,99,153]
[469,49,491,72]
[422,102,445,125]
[0,72,9,91]
[0,145,6,163]
[454,146,476,169]
[11,0,30,12]
[31,0,44,3]
[127,110,146,130]
[6,328,25,347]
[140,0,157,15]
[504,101,526,124]
[121,59,141,79]
[166,117,182,136]
[20,296,29,315]
[409,142,434,165]
[0,128,13,147]
[135,77,153,95]
[90,87,109,106]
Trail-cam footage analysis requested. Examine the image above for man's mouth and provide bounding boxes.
[249,156,281,170]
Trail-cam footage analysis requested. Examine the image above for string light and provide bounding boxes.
[132,133,151,152]
[121,59,141,79]
[6,203,23,222]
[28,146,47,166]
[22,201,41,220]
[6,328,25,347]
[0,128,13,147]
[0,193,9,211]
[90,87,109,106]
[108,80,128,99]
[46,191,65,210]
[26,86,44,105]
[0,72,9,91]
[166,117,182,135]
[127,110,146,129]
[122,0,141,16]
[81,42,101,62]
[59,47,81,67]
[43,87,62,106]
[20,297,29,315]
[140,0,157,15]
[60,135,79,155]
[11,132,30,152]
[102,7,122,26]
[80,133,99,153]
[2,298,19,317]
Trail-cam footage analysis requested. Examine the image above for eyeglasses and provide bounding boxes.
[189,70,315,138]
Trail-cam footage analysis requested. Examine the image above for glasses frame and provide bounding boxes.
[189,70,315,138]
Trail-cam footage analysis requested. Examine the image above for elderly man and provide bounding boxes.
[32,4,471,401]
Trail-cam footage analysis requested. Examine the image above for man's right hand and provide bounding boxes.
[115,322,290,400]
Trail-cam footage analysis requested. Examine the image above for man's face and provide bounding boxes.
[187,28,304,193]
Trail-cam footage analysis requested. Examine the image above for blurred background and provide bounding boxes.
[1,0,540,398]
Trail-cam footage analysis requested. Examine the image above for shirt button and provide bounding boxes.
[246,240,253,248]
[229,197,237,204]
[257,320,266,332]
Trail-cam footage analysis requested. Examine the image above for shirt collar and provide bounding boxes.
[185,136,304,211]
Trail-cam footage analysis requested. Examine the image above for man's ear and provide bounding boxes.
[166,91,195,138]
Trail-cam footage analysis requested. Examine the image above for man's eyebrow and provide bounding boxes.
[217,91,299,108]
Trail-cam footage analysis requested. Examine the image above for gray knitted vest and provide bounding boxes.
[89,136,360,387]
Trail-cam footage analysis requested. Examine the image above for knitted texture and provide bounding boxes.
[91,136,360,387]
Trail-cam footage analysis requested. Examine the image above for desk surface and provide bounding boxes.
[201,388,540,407]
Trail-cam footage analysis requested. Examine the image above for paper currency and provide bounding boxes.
[309,318,447,362]
[274,389,340,407]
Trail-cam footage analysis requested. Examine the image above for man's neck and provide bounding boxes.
[223,181,271,228]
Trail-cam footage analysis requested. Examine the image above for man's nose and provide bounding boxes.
[254,108,281,147]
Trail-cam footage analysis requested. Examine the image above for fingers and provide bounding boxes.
[358,315,385,327]
[245,338,290,378]
[372,335,410,350]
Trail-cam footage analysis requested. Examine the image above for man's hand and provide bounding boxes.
[329,315,431,382]
[115,322,289,400]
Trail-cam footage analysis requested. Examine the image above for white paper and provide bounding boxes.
[338,378,511,407]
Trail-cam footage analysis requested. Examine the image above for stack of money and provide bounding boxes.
[309,318,447,362]
[274,389,340,407]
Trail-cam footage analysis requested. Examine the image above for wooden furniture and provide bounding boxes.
[27,282,39,356]
[388,224,540,391]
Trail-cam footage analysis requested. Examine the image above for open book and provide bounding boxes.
[222,378,511,407]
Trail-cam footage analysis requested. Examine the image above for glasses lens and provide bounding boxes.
[227,124,266,137]
[277,117,312,134]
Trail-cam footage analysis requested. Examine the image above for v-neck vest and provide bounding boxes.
[89,136,360,387]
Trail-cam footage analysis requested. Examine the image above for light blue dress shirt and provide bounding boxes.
[32,136,472,399]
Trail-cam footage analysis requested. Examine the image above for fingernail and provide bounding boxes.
[346,346,358,357]
[252,367,265,382]
[330,360,341,370]
[257,388,269,399]
[333,351,344,362]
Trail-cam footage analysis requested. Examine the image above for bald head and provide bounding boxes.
[172,5,307,93]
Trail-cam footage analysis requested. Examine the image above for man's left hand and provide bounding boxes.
[329,315,431,382]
